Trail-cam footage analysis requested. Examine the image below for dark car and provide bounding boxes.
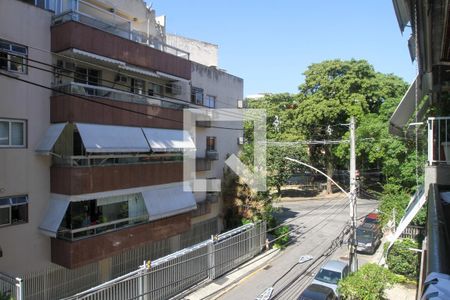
[356,223,382,254]
[298,284,338,300]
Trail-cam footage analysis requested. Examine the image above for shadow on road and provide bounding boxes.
[281,188,320,198]
[273,206,298,223]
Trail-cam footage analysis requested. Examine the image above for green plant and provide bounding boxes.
[387,238,419,279]
[338,263,401,300]
[0,291,13,300]
[272,225,290,249]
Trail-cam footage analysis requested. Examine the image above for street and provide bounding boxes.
[217,196,378,300]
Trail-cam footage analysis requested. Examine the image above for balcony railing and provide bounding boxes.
[206,150,219,160]
[427,117,450,165]
[52,2,189,59]
[54,154,182,167]
[57,215,148,241]
[55,82,188,110]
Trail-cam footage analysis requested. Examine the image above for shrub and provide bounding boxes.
[273,225,290,249]
[338,263,400,300]
[387,238,419,279]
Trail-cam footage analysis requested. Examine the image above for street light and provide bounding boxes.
[284,156,358,273]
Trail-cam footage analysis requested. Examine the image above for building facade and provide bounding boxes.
[0,0,243,297]
[391,0,450,298]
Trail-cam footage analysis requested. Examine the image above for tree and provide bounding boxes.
[297,59,408,193]
[338,263,402,300]
[387,238,420,279]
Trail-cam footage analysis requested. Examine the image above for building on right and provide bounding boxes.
[390,1,450,298]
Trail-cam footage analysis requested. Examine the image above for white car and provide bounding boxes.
[311,260,349,297]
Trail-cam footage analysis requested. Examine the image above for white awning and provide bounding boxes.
[393,0,410,33]
[142,183,197,221]
[76,123,150,153]
[387,187,427,251]
[35,123,67,155]
[118,64,160,78]
[71,49,125,66]
[389,74,431,136]
[38,195,71,237]
[156,71,190,83]
[142,128,196,152]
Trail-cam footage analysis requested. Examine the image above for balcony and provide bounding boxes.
[51,162,183,195]
[51,93,184,129]
[206,192,220,203]
[51,213,191,269]
[428,117,450,165]
[51,20,191,80]
[206,150,219,161]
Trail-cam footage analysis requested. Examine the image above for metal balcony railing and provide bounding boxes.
[206,149,219,160]
[54,82,187,110]
[427,117,450,165]
[53,154,182,167]
[57,215,148,241]
[52,1,190,59]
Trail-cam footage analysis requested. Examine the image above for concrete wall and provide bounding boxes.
[167,34,219,67]
[190,62,244,231]
[0,0,53,276]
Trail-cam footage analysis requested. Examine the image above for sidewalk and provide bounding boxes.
[180,248,280,300]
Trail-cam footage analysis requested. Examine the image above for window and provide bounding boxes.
[206,136,216,151]
[0,39,28,74]
[131,78,145,95]
[204,95,216,108]
[191,87,204,105]
[0,119,26,147]
[0,195,28,226]
[74,67,101,86]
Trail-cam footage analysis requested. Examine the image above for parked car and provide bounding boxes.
[356,222,382,254]
[297,283,338,300]
[363,212,380,225]
[311,260,349,297]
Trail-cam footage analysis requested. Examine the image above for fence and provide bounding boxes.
[0,273,22,300]
[427,117,450,165]
[1,218,217,300]
[61,222,266,300]
[400,225,426,241]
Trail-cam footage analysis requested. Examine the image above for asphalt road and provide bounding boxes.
[217,196,378,300]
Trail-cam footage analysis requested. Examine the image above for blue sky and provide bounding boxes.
[148,1,416,97]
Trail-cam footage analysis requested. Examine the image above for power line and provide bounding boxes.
[0,68,243,131]
[9,41,241,109]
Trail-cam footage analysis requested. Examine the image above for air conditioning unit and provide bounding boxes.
[165,83,182,95]
[237,100,244,108]
[237,137,245,145]
[115,74,128,83]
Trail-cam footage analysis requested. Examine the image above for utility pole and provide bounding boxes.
[349,116,358,272]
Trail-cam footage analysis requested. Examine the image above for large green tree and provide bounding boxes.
[296,59,408,193]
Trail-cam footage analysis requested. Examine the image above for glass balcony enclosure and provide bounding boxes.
[50,0,189,59]
[58,193,148,240]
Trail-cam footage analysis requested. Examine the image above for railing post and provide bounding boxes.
[207,237,216,280]
[15,277,23,300]
[428,119,433,165]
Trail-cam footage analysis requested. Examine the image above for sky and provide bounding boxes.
[147,1,416,97]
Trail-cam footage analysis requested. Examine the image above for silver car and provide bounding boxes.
[311,260,349,297]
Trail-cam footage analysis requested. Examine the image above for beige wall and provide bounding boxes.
[167,34,219,67]
[191,62,244,230]
[0,0,53,276]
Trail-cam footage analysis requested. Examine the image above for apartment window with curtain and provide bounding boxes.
[0,195,28,227]
[204,95,216,108]
[206,136,216,151]
[0,39,28,74]
[0,119,26,148]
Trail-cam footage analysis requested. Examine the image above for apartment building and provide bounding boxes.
[0,0,243,297]
[391,0,450,298]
